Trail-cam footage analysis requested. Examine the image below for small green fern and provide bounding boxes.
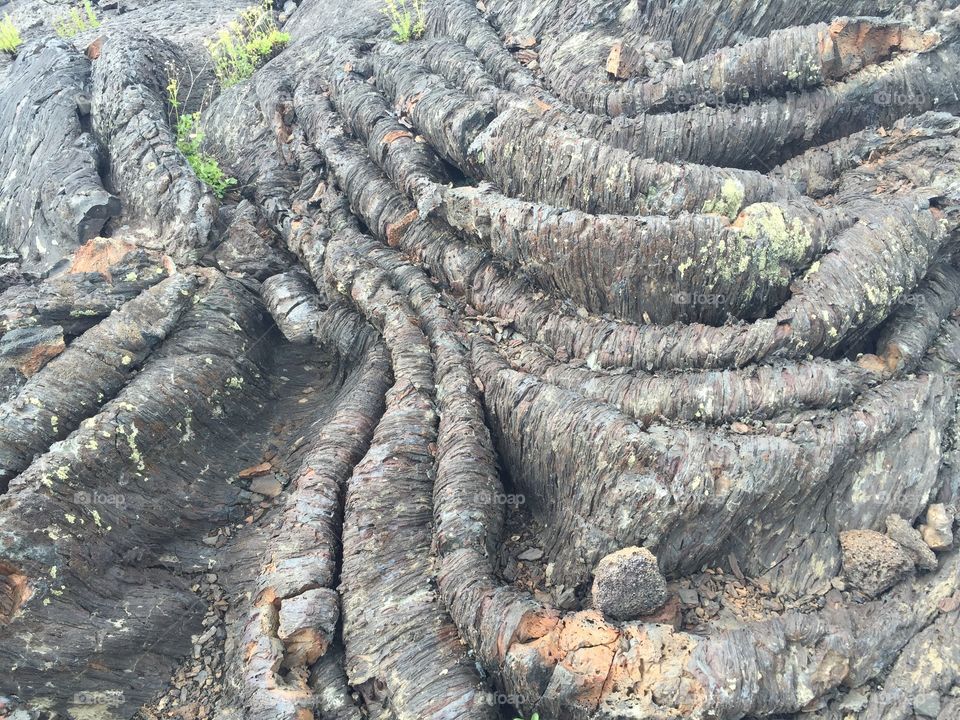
[0,14,21,54]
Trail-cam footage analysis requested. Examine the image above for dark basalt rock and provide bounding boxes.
[591,546,668,620]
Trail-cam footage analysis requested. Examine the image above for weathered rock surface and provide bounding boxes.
[922,503,955,551]
[591,546,668,620]
[91,31,217,264]
[0,0,959,718]
[0,326,65,379]
[841,529,917,597]
[886,513,939,570]
[0,38,119,272]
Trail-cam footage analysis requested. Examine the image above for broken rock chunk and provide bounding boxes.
[606,41,642,80]
[592,546,667,620]
[913,691,942,718]
[249,474,284,498]
[840,529,915,597]
[0,326,65,378]
[921,503,954,551]
[886,514,938,570]
[636,594,682,629]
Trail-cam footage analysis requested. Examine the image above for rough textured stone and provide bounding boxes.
[212,201,293,280]
[921,503,955,551]
[636,594,682,629]
[0,326,65,378]
[249,474,284,498]
[277,587,339,665]
[0,39,119,272]
[913,691,942,718]
[840,529,916,597]
[886,513,938,570]
[591,546,668,620]
[91,32,216,265]
[2,1,960,718]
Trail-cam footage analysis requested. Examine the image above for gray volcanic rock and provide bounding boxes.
[592,546,668,620]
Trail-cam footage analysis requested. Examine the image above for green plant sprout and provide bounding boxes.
[382,0,425,43]
[206,0,290,88]
[54,0,100,39]
[0,14,21,54]
[166,72,237,198]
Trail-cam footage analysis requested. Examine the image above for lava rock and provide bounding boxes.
[517,547,544,561]
[591,546,667,620]
[552,585,578,610]
[0,325,65,378]
[211,201,292,280]
[913,691,941,718]
[637,594,682,629]
[840,529,915,597]
[921,503,954,551]
[249,474,284,498]
[677,587,700,607]
[885,514,938,570]
[836,686,869,713]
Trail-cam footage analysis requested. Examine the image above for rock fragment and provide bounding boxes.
[886,514,938,570]
[606,41,642,79]
[921,503,954,551]
[0,326,65,378]
[592,546,667,620]
[840,529,915,597]
[249,474,284,498]
[913,691,942,718]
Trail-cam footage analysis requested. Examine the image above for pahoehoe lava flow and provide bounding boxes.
[0,0,959,718]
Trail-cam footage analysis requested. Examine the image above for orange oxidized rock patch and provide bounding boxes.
[0,561,31,624]
[69,237,136,278]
